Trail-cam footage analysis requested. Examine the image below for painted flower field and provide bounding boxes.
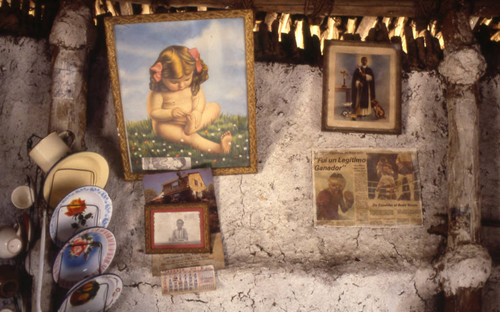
[126,114,250,172]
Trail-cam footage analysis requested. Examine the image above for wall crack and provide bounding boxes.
[125,281,161,289]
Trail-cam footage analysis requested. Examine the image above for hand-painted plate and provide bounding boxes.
[53,227,116,289]
[50,186,113,247]
[58,273,123,312]
[43,152,109,208]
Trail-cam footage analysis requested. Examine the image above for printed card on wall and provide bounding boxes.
[142,168,220,234]
[160,265,216,295]
[312,149,423,227]
[143,168,225,269]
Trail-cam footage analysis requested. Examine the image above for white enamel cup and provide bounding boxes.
[0,225,23,259]
[28,131,73,173]
[11,185,35,209]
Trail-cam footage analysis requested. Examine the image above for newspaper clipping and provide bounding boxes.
[313,149,422,227]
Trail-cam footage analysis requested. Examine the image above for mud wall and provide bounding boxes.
[0,35,498,311]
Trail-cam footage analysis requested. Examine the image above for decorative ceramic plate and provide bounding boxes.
[43,152,109,207]
[57,273,123,312]
[53,227,116,289]
[50,186,113,247]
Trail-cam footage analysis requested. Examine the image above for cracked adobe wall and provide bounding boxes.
[1,35,499,311]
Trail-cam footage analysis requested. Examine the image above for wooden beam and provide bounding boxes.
[119,1,134,15]
[110,0,500,17]
[49,0,95,151]
[436,0,492,310]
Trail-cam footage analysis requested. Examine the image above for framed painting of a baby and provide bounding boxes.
[104,10,257,180]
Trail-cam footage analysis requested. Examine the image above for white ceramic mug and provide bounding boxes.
[28,131,74,173]
[0,226,23,259]
[11,185,35,209]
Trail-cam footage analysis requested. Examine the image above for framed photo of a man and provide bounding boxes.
[145,203,210,254]
[321,40,401,134]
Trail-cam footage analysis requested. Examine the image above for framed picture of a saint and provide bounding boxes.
[321,40,401,134]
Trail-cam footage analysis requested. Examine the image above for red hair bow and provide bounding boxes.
[188,48,202,73]
[150,62,163,82]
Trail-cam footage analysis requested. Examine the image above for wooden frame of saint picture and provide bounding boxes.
[322,40,401,134]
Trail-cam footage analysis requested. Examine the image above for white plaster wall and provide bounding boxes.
[0,35,499,311]
[479,75,500,222]
[85,62,450,311]
[483,264,500,312]
[0,37,51,226]
[215,65,447,268]
[479,74,500,312]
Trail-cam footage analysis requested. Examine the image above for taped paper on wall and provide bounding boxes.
[313,149,423,227]
[160,265,216,295]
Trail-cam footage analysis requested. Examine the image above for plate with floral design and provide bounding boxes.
[50,186,113,247]
[57,273,123,312]
[53,227,116,289]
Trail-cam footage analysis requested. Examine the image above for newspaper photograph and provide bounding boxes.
[313,149,422,227]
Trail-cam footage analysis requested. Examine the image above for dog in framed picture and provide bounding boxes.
[371,99,385,119]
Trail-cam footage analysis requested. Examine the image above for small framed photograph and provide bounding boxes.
[322,40,401,134]
[104,10,257,180]
[145,203,210,254]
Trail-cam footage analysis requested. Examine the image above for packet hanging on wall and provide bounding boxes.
[160,265,216,295]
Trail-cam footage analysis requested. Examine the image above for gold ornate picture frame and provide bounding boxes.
[145,203,210,254]
[104,10,257,180]
[322,40,401,134]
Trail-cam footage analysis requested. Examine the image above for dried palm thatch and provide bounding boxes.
[1,0,499,71]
